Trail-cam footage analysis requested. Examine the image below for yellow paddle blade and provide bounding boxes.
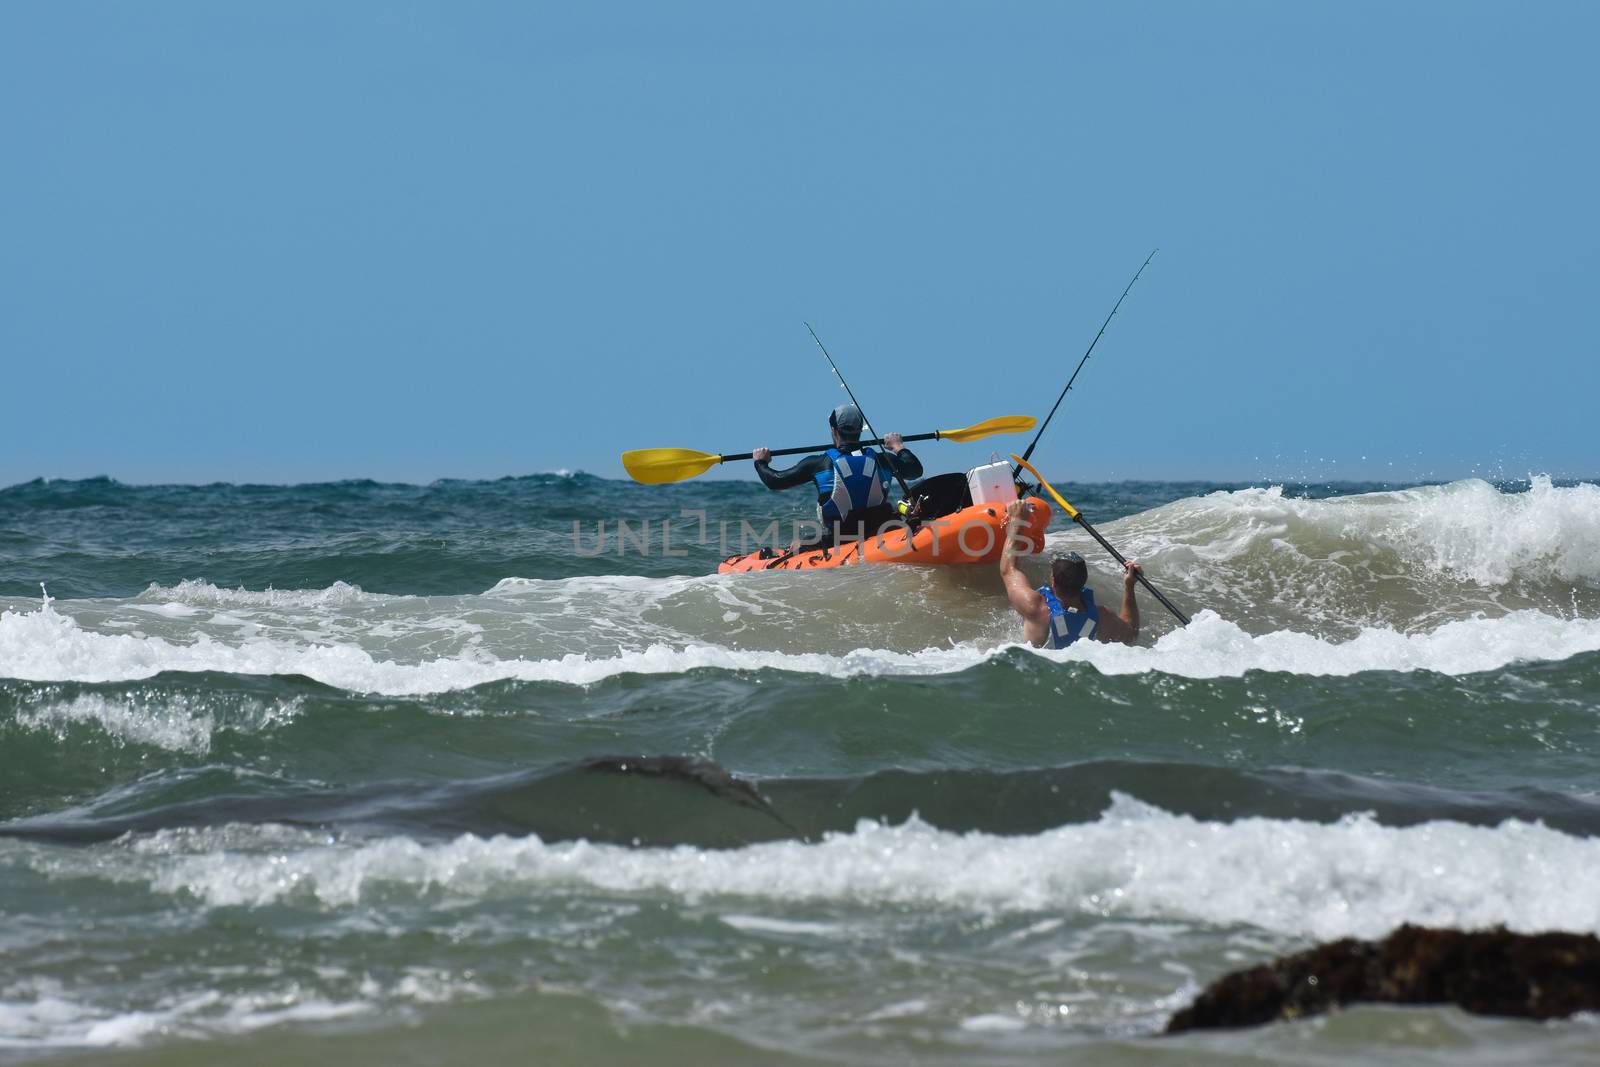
[621,448,722,485]
[1011,454,1081,520]
[937,415,1036,442]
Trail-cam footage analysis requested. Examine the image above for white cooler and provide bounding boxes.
[967,461,1017,507]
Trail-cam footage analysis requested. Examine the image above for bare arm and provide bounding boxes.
[1001,499,1049,646]
[1093,561,1142,645]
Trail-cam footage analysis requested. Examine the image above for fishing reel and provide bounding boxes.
[895,496,926,531]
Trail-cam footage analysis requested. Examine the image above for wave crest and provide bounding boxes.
[30,794,1597,943]
[4,590,1599,693]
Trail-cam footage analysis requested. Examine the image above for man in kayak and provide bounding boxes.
[752,403,924,547]
[999,498,1141,646]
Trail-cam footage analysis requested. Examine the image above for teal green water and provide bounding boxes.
[3,474,1600,1064]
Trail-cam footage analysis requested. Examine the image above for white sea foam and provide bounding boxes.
[718,914,847,938]
[0,974,441,1051]
[1133,476,1600,588]
[139,579,375,609]
[0,987,90,1048]
[12,691,304,754]
[60,795,1600,942]
[1062,608,1600,678]
[4,589,1600,693]
[1370,476,1600,586]
[16,694,216,755]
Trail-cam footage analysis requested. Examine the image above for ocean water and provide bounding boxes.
[3,472,1600,1065]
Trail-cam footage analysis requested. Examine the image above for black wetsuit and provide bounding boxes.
[754,446,924,549]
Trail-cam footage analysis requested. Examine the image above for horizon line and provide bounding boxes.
[4,470,1593,493]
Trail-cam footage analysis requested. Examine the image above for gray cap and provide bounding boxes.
[829,403,865,438]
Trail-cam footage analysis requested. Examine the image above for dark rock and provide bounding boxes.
[1165,924,1600,1032]
[583,755,766,807]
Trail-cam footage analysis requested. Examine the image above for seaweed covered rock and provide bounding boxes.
[1166,924,1600,1032]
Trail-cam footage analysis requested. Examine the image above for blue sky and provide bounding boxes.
[2,1,1595,486]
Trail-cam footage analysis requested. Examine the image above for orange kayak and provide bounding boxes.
[718,497,1052,573]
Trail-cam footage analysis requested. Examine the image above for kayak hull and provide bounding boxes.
[717,497,1052,573]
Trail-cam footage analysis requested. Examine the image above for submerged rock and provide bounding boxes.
[583,755,774,812]
[1166,924,1600,1032]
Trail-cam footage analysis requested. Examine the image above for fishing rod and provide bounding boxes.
[804,322,915,500]
[1012,249,1158,481]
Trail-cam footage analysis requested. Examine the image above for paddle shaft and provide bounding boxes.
[719,431,942,466]
[623,416,1034,484]
[1012,249,1157,481]
[1068,512,1191,626]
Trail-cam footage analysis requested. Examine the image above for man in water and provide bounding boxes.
[1000,498,1142,646]
[752,403,924,546]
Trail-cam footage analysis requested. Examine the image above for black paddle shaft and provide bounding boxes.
[1072,513,1191,626]
[719,431,942,466]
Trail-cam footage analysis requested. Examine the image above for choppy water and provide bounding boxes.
[3,473,1600,1065]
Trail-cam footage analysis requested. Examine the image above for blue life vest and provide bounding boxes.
[1038,585,1099,648]
[814,447,891,522]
